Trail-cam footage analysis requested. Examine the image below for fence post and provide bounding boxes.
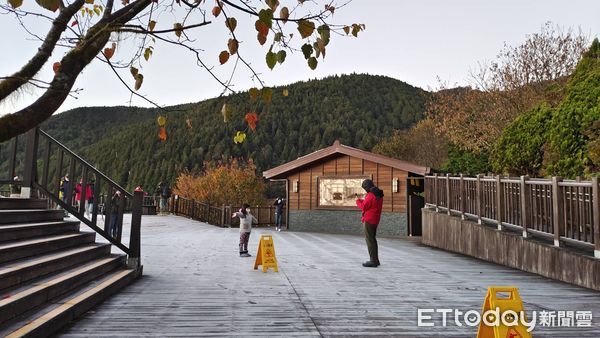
[446,173,451,215]
[592,177,600,258]
[433,173,439,212]
[190,200,195,220]
[459,174,465,220]
[496,175,503,231]
[476,174,482,224]
[128,190,143,268]
[551,176,564,247]
[21,128,39,198]
[520,175,529,238]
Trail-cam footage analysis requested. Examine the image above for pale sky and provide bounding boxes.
[1,0,599,116]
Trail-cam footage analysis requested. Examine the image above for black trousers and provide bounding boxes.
[363,221,379,264]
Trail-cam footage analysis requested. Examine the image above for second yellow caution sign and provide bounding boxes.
[476,286,532,338]
[254,235,278,273]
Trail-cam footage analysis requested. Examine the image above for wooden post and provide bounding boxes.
[496,175,503,231]
[21,128,39,198]
[592,177,599,258]
[476,174,482,224]
[459,174,465,220]
[552,176,564,247]
[128,190,143,268]
[190,200,195,220]
[433,173,439,212]
[446,173,451,215]
[520,175,530,238]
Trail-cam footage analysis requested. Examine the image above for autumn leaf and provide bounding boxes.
[130,67,139,78]
[219,51,230,65]
[265,51,277,70]
[276,50,286,64]
[255,20,269,37]
[36,0,60,12]
[212,6,221,17]
[52,62,60,74]
[225,17,237,32]
[258,9,273,28]
[262,88,273,104]
[257,33,267,45]
[233,131,246,144]
[144,47,153,61]
[134,73,144,90]
[148,20,156,32]
[158,127,167,142]
[343,26,350,35]
[249,88,260,102]
[301,43,313,59]
[227,39,238,55]
[325,4,335,14]
[174,23,183,38]
[317,24,330,46]
[307,56,317,70]
[93,5,101,16]
[245,112,258,131]
[221,103,232,122]
[71,20,78,27]
[103,42,116,59]
[279,7,289,23]
[266,0,279,11]
[8,0,23,8]
[283,88,289,97]
[297,20,315,39]
[157,115,166,127]
[274,32,283,42]
[186,118,193,129]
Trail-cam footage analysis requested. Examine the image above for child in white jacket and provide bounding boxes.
[232,203,258,257]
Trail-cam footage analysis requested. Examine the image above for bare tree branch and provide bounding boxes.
[0,0,85,102]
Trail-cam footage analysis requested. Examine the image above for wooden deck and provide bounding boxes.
[58,215,600,337]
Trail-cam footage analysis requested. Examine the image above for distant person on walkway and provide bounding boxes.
[155,182,171,215]
[273,197,285,231]
[10,175,21,197]
[86,180,95,218]
[59,174,70,216]
[75,178,84,212]
[110,190,122,238]
[232,203,257,257]
[356,179,384,268]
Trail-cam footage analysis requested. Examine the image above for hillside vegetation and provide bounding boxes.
[37,74,426,190]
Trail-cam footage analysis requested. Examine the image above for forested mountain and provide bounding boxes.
[37,74,427,190]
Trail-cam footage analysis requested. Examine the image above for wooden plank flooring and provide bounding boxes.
[59,215,600,337]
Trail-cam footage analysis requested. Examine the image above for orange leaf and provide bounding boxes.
[219,51,230,65]
[212,6,221,17]
[52,62,60,74]
[245,112,259,131]
[158,127,167,142]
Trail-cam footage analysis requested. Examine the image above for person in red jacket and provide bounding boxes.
[356,179,384,268]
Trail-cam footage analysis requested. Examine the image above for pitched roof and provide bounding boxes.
[263,140,430,179]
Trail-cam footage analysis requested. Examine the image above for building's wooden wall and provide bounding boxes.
[286,155,408,213]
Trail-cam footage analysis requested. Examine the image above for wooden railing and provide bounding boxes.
[425,174,600,257]
[168,195,287,228]
[0,128,142,268]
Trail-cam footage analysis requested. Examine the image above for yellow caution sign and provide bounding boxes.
[476,287,532,338]
[254,235,278,273]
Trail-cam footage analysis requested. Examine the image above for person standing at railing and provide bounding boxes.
[59,174,70,217]
[274,197,285,231]
[356,179,384,268]
[155,182,172,215]
[110,190,122,238]
[85,180,95,218]
[232,204,258,257]
[75,178,84,213]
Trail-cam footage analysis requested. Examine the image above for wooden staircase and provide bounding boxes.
[0,198,140,338]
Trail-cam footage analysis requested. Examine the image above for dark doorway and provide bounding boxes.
[407,176,425,236]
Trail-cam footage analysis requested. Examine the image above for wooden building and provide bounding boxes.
[263,141,430,236]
